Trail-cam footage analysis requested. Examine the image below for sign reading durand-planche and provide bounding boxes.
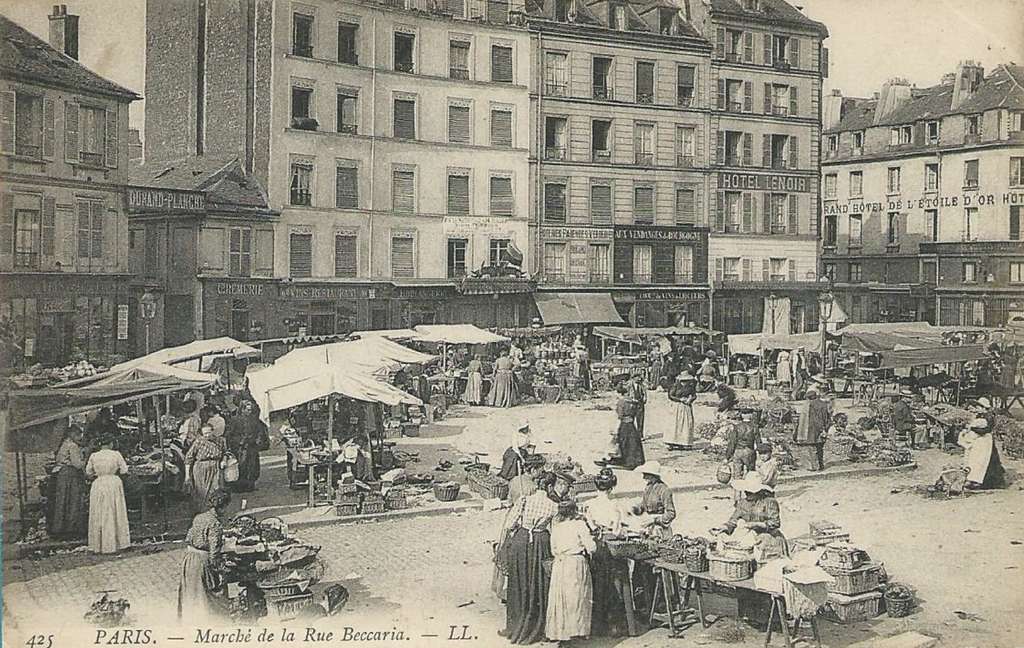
[127,187,206,212]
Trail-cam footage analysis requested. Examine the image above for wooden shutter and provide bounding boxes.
[788,194,799,234]
[761,258,770,281]
[392,170,415,213]
[590,184,612,225]
[742,193,753,232]
[715,191,725,232]
[448,105,470,143]
[0,193,14,263]
[763,33,772,65]
[789,86,798,117]
[743,81,752,112]
[289,233,312,277]
[788,135,798,169]
[391,236,415,278]
[544,184,566,222]
[0,91,13,154]
[64,101,79,162]
[1009,207,1021,240]
[91,201,104,259]
[750,191,759,231]
[788,259,796,281]
[716,78,726,110]
[76,200,90,258]
[490,177,514,216]
[491,46,513,83]
[104,106,118,168]
[255,228,274,273]
[336,166,358,208]
[447,174,470,215]
[335,234,358,277]
[491,109,512,147]
[763,82,772,114]
[762,134,771,168]
[675,188,694,225]
[715,27,725,59]
[41,196,55,258]
[743,32,753,62]
[789,37,800,68]
[634,187,654,224]
[42,98,55,159]
[714,257,724,282]
[742,132,752,166]
[742,258,752,281]
[394,99,416,139]
[716,130,725,165]
[762,192,771,232]
[636,62,654,99]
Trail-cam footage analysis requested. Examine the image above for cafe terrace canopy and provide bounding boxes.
[411,324,509,345]
[533,293,625,326]
[595,326,720,345]
[274,336,436,376]
[109,337,259,373]
[245,362,423,423]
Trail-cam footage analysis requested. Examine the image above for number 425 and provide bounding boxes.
[26,635,54,648]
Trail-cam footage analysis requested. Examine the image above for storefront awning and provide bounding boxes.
[534,293,625,326]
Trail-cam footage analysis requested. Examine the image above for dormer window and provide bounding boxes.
[772,35,790,64]
[1010,110,1023,134]
[926,120,940,144]
[966,114,981,139]
[611,3,627,30]
[743,0,759,10]
[889,125,912,146]
[659,8,676,34]
[852,131,864,153]
[554,0,573,22]
[827,135,838,154]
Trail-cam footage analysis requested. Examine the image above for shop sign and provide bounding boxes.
[127,187,206,212]
[717,172,812,193]
[2,275,122,297]
[39,297,75,313]
[635,290,707,302]
[614,227,705,242]
[117,304,129,340]
[280,285,368,300]
[444,217,515,233]
[540,227,613,241]
[393,287,454,300]
[568,244,589,272]
[215,282,268,297]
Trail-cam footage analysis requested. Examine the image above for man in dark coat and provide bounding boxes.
[725,411,761,475]
[716,382,738,413]
[794,388,831,471]
[892,390,918,447]
[629,373,647,438]
[225,400,268,492]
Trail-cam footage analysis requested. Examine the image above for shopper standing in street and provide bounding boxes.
[628,373,647,439]
[178,488,230,621]
[666,371,697,450]
[545,500,596,643]
[185,424,225,512]
[85,436,131,554]
[47,425,88,539]
[489,349,518,408]
[498,424,534,480]
[725,411,760,476]
[225,400,267,492]
[794,387,830,471]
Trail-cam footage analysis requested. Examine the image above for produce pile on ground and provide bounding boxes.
[996,415,1024,460]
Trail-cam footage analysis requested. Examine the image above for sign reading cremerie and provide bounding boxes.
[717,172,812,193]
[127,187,206,212]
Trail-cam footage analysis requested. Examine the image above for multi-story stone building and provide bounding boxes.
[692,0,828,334]
[528,0,713,327]
[0,8,139,368]
[821,62,1024,327]
[144,0,534,334]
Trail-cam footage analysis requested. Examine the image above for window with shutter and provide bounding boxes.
[788,134,798,169]
[64,101,78,162]
[675,188,695,225]
[544,52,568,96]
[675,126,694,167]
[789,37,800,68]
[491,45,513,83]
[789,86,798,117]
[544,242,566,280]
[743,32,754,62]
[964,159,979,188]
[448,105,471,144]
[394,32,415,72]
[742,193,753,231]
[762,32,772,65]
[393,98,416,139]
[335,166,358,208]
[13,207,40,269]
[11,94,43,159]
[743,81,753,112]
[338,22,359,64]
[589,244,610,283]
[229,227,252,277]
[392,169,415,214]
[674,245,693,283]
[590,184,612,225]
[742,258,752,281]
[293,13,314,57]
[447,238,468,278]
[490,108,513,147]
[335,234,358,277]
[489,239,511,266]
[762,258,770,281]
[79,105,105,165]
[676,66,694,106]
[337,91,358,134]
[788,194,799,234]
[290,163,313,206]
[449,40,470,79]
[104,106,118,168]
[1010,206,1021,241]
[788,259,796,281]
[715,27,725,59]
[391,236,415,278]
[255,228,274,272]
[0,91,14,155]
[634,186,654,224]
[41,197,55,258]
[633,123,654,165]
[632,245,653,283]
[742,132,753,166]
[636,61,655,103]
[544,183,566,223]
[715,191,725,231]
[447,174,470,215]
[490,176,514,216]
[289,233,313,277]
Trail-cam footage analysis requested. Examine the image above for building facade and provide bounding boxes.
[692,0,829,334]
[821,62,1024,327]
[145,0,534,333]
[0,9,138,368]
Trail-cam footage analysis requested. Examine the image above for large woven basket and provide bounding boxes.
[884,591,913,618]
[605,539,648,559]
[822,562,880,596]
[433,482,461,502]
[708,553,753,581]
[684,547,709,573]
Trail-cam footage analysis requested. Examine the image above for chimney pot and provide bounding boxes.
[48,4,78,60]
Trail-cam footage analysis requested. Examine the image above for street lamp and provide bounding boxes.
[817,277,835,375]
[139,291,157,355]
[767,293,780,335]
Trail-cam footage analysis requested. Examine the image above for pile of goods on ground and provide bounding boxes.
[83,593,131,627]
[9,360,110,386]
[996,414,1024,460]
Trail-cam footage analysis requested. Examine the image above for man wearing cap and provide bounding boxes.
[725,410,760,475]
[892,390,918,447]
[793,387,830,471]
[631,461,676,612]
[959,417,1006,490]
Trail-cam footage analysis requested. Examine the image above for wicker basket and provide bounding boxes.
[335,493,360,506]
[257,578,311,598]
[820,544,871,571]
[433,482,461,502]
[684,548,709,573]
[884,591,913,618]
[569,474,598,497]
[823,591,882,623]
[708,553,753,582]
[361,501,386,515]
[822,562,881,596]
[266,593,314,619]
[335,503,359,517]
[605,539,648,559]
[464,462,491,474]
[385,489,408,510]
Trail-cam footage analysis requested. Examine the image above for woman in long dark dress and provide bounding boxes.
[226,400,266,492]
[583,470,628,637]
[47,425,88,539]
[501,472,573,644]
[613,385,645,469]
[498,424,534,480]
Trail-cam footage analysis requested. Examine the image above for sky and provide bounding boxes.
[0,0,1022,132]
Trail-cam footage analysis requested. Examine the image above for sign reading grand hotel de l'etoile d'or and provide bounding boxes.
[823,190,1024,216]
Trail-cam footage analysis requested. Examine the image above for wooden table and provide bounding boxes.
[647,560,821,648]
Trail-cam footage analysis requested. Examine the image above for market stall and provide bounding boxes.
[727,332,822,393]
[593,326,724,391]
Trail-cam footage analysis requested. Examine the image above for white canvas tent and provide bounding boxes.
[412,324,509,344]
[110,337,259,373]
[350,329,423,341]
[274,336,436,377]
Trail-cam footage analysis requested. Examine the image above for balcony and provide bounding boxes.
[450,66,470,80]
[637,93,654,105]
[677,91,693,108]
[635,152,653,165]
[965,133,981,144]
[395,60,414,73]
[770,224,788,235]
[290,117,319,131]
[771,105,789,117]
[293,45,313,58]
[592,149,611,163]
[290,189,312,206]
[593,86,613,100]
[773,59,792,71]
[80,151,104,166]
[676,155,694,168]
[728,101,744,112]
[725,52,740,62]
[545,146,567,161]
[16,143,42,159]
[545,83,567,97]
[338,123,358,135]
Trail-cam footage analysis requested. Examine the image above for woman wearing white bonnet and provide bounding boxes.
[958,417,1006,490]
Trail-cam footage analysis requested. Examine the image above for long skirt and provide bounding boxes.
[617,421,645,470]
[666,402,694,447]
[634,405,646,438]
[88,475,130,554]
[590,544,628,637]
[793,443,823,472]
[464,372,484,405]
[546,554,593,641]
[235,446,260,492]
[505,527,552,645]
[47,465,87,539]
[177,546,221,621]
[190,460,223,512]
[489,370,517,408]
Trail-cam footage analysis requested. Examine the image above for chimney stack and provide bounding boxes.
[951,60,985,109]
[48,5,79,60]
[822,89,844,130]
[873,78,912,124]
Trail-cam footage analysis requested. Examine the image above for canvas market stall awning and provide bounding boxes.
[728,332,823,355]
[109,337,259,373]
[350,329,423,341]
[533,293,625,326]
[877,344,988,370]
[594,326,720,345]
[412,324,509,345]
[245,362,422,424]
[274,336,436,376]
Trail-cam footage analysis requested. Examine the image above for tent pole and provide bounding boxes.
[326,394,334,507]
[153,395,168,536]
[135,398,149,534]
[16,451,26,541]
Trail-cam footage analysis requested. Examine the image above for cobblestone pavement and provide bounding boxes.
[5,466,1024,647]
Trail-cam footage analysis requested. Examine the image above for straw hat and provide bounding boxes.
[974,397,993,410]
[731,471,774,494]
[678,370,695,380]
[968,417,990,431]
[634,460,664,479]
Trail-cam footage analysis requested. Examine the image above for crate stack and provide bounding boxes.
[814,527,885,624]
[334,483,360,517]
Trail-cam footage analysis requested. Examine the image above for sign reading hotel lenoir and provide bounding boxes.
[127,187,206,212]
[717,172,813,193]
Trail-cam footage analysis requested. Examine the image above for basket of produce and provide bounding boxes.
[823,591,882,623]
[361,500,386,515]
[822,562,881,596]
[432,481,461,502]
[265,592,314,620]
[604,537,649,559]
[467,472,508,500]
[819,543,871,571]
[569,474,598,497]
[464,462,491,474]
[336,502,359,517]
[276,543,321,568]
[385,488,408,510]
[883,583,914,618]
[708,552,753,582]
[683,539,711,572]
[715,463,733,484]
[257,573,312,597]
[260,517,289,542]
[229,515,260,538]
